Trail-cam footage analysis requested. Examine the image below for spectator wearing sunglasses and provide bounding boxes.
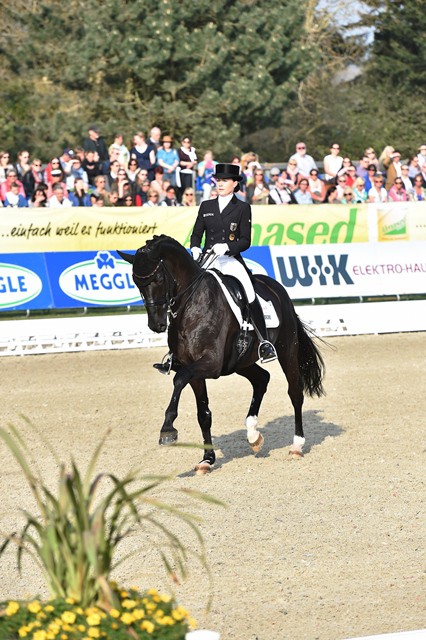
[23,158,44,200]
[341,187,355,204]
[323,143,343,183]
[388,177,409,202]
[288,141,317,178]
[368,174,388,203]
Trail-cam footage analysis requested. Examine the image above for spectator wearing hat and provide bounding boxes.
[66,157,89,191]
[83,124,109,162]
[417,144,426,169]
[59,148,75,175]
[383,149,402,191]
[46,169,68,199]
[157,135,179,186]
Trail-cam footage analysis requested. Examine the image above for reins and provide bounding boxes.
[132,257,208,320]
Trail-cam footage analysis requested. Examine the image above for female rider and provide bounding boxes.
[154,163,277,373]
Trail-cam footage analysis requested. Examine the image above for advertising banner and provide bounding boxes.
[374,202,426,242]
[0,203,370,253]
[268,241,426,298]
[0,253,53,310]
[45,251,143,308]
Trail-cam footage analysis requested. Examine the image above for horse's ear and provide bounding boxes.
[116,250,135,264]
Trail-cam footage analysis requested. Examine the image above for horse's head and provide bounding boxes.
[117,235,195,333]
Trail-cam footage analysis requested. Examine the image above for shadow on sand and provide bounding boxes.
[178,410,343,476]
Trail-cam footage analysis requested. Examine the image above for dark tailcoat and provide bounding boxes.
[190,195,252,264]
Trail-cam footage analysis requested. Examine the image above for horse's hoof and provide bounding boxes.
[159,432,178,446]
[194,461,213,475]
[248,433,264,454]
[289,448,304,458]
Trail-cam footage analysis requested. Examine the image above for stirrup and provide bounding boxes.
[153,353,173,375]
[258,340,277,364]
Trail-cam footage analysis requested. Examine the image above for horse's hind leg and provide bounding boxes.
[236,364,270,454]
[190,378,215,475]
[276,337,305,457]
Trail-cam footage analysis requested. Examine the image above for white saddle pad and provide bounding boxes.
[207,270,279,329]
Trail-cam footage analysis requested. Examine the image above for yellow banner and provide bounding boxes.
[376,202,426,242]
[0,203,370,253]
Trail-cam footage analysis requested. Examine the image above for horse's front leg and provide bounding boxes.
[189,378,215,475]
[159,367,194,445]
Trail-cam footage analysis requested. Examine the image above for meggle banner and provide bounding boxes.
[374,202,426,242]
[0,253,53,310]
[0,204,370,253]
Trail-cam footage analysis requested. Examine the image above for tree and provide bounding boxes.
[0,0,339,158]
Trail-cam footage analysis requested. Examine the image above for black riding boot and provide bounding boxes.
[153,352,173,375]
[249,298,278,364]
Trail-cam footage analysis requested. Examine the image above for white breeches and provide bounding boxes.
[205,255,255,303]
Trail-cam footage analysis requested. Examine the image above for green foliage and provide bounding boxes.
[0,421,222,609]
[358,0,426,94]
[0,0,332,158]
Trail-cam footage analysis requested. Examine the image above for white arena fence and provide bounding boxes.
[1,299,425,357]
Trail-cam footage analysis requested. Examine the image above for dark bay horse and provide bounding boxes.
[118,235,325,473]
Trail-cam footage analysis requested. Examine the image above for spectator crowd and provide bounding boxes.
[1,124,426,209]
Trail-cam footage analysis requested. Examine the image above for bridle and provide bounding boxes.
[133,258,207,320]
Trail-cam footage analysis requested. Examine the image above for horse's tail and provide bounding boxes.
[296,316,326,398]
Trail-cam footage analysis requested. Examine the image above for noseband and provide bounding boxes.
[132,259,176,311]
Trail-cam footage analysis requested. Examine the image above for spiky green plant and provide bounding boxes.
[0,421,222,609]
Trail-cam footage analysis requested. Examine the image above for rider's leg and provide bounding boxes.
[218,257,277,364]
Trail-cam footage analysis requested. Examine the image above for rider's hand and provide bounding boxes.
[212,243,229,256]
[191,247,202,261]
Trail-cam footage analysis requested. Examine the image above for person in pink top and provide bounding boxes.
[0,169,26,203]
[388,177,409,202]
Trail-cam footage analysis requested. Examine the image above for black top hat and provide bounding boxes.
[213,163,242,191]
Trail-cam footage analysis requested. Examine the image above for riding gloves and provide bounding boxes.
[212,243,229,256]
[191,247,202,260]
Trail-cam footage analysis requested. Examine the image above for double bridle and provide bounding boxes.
[133,258,206,320]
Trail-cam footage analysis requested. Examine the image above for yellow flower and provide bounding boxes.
[61,611,76,625]
[111,623,119,630]
[77,625,86,632]
[86,613,101,626]
[48,623,60,634]
[88,628,100,638]
[120,612,135,625]
[6,601,20,616]
[120,590,129,598]
[140,620,155,634]
[158,615,174,626]
[147,589,158,596]
[46,633,57,640]
[109,609,120,619]
[28,601,42,614]
[121,599,137,609]
[18,628,28,638]
[60,636,68,640]
[188,617,197,629]
[160,594,172,603]
[75,607,84,615]
[37,611,47,620]
[33,631,47,640]
[132,609,145,620]
[65,598,75,605]
[44,605,55,613]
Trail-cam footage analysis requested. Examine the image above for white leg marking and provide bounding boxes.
[246,415,260,444]
[291,435,305,453]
